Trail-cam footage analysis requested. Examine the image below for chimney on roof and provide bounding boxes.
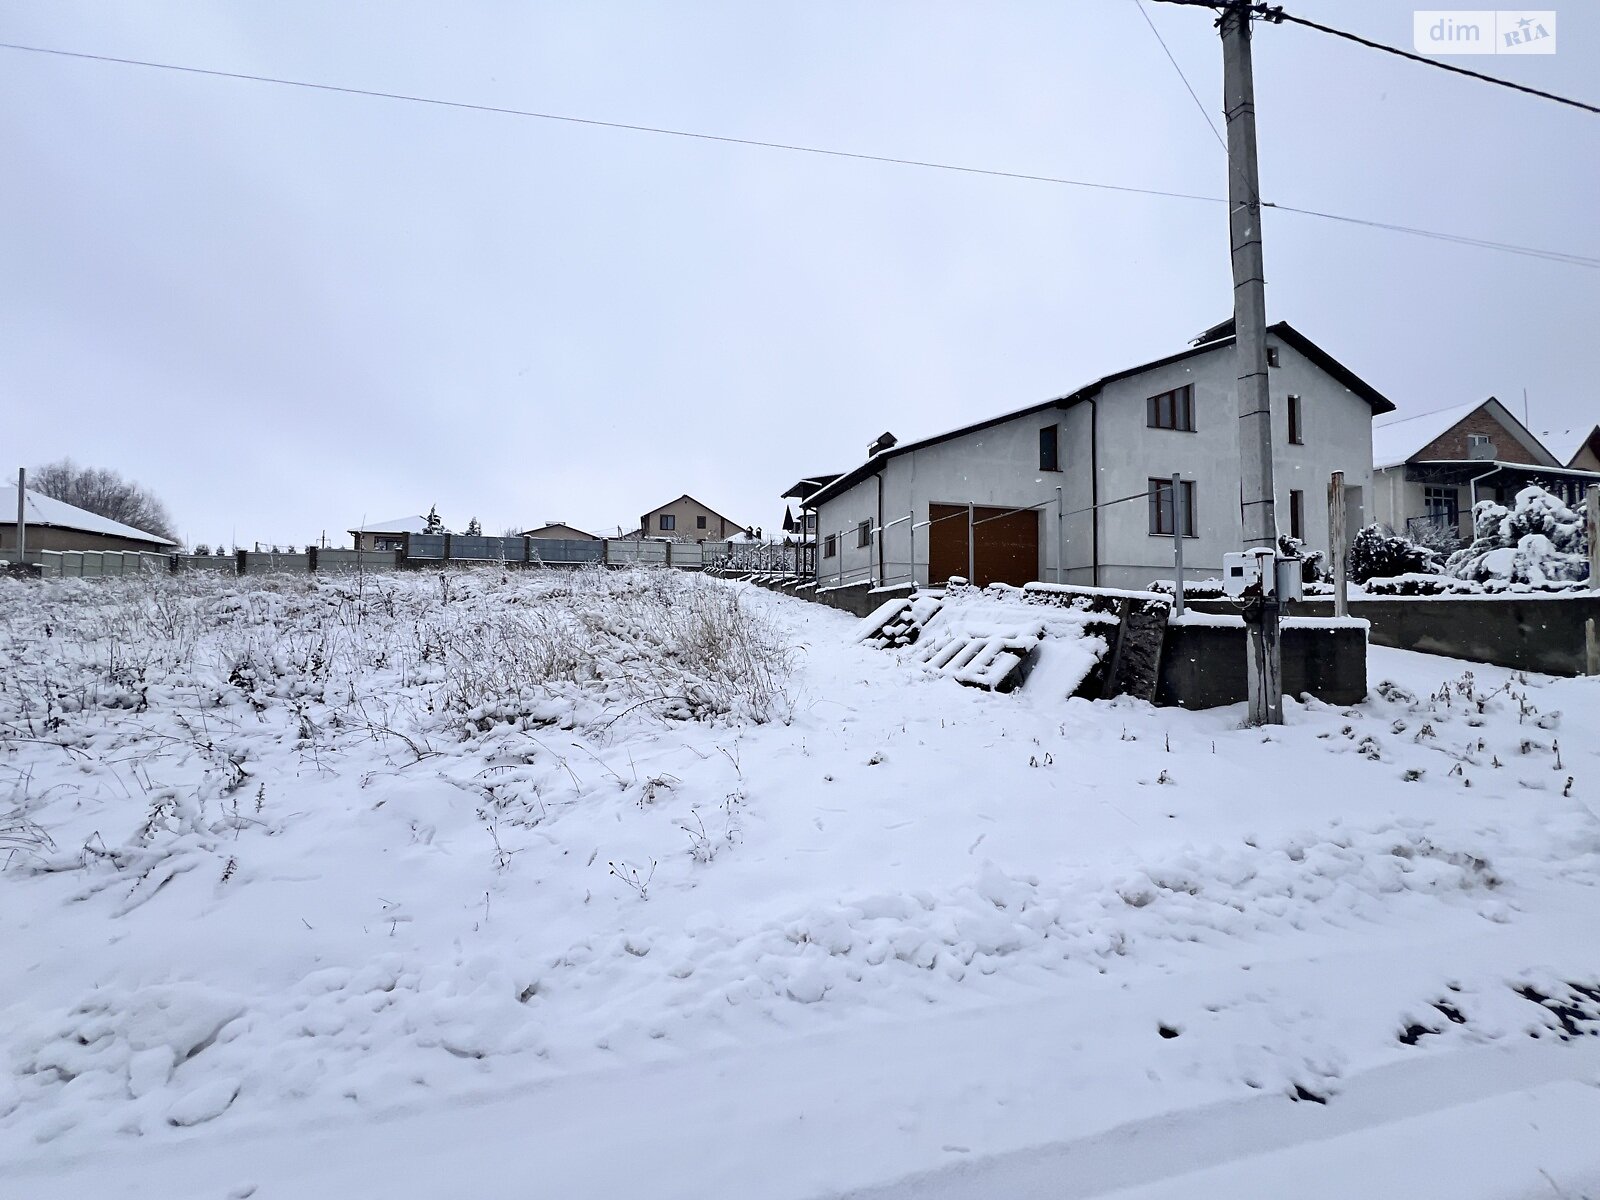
[868,431,898,457]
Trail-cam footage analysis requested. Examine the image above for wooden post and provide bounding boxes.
[1587,485,1598,587]
[14,470,25,563]
[1171,473,1185,617]
[1587,617,1599,678]
[908,510,915,588]
[966,503,975,584]
[1329,470,1348,618]
[1055,488,1065,586]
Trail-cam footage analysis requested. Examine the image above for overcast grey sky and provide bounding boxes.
[3,1,1595,546]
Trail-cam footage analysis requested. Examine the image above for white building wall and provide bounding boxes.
[1092,339,1374,587]
[814,336,1378,591]
[813,405,1096,589]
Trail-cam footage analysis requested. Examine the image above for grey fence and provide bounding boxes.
[20,536,794,578]
[34,551,174,578]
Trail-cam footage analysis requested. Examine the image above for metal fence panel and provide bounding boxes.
[449,536,499,560]
[317,549,394,573]
[521,538,591,564]
[408,534,446,560]
[244,553,310,574]
[175,555,236,573]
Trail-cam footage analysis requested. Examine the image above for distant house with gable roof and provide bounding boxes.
[1,484,176,554]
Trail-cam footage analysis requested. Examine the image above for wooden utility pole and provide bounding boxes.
[1172,472,1186,617]
[1221,0,1283,724]
[1329,471,1348,618]
[14,468,25,560]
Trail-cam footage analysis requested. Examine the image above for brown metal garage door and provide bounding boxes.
[927,504,1039,588]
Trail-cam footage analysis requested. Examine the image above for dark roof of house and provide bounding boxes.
[807,321,1396,508]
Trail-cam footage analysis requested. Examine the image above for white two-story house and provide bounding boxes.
[805,320,1394,591]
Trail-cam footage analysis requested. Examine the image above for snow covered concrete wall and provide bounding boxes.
[1272,594,1600,678]
[1157,618,1369,709]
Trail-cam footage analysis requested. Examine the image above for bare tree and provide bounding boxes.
[30,459,178,540]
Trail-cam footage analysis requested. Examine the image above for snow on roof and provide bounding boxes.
[1371,401,1483,469]
[1538,424,1598,466]
[0,485,176,545]
[349,515,428,534]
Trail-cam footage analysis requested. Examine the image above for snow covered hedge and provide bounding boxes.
[1349,525,1441,585]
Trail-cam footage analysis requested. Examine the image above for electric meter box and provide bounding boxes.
[1274,556,1305,602]
[1222,548,1276,599]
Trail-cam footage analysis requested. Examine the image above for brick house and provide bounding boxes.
[1371,398,1599,544]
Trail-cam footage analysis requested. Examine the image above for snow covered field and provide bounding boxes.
[2,568,1597,1198]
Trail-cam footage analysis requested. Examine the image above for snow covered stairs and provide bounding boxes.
[855,580,1172,697]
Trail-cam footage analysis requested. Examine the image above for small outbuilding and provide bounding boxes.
[0,485,177,554]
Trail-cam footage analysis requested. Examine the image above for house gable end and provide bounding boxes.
[1412,399,1559,467]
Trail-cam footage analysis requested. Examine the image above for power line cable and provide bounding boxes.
[1146,0,1599,115]
[0,41,1224,208]
[1270,9,1600,116]
[1263,203,1599,267]
[1130,0,1227,149]
[0,39,1593,268]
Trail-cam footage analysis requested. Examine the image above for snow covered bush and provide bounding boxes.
[1348,524,1441,584]
[1443,486,1590,587]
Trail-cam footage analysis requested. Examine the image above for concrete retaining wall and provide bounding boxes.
[1189,593,1599,678]
[1158,618,1369,709]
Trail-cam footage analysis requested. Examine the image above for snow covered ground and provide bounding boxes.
[2,568,1597,1198]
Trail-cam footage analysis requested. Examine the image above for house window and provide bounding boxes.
[856,519,872,548]
[1267,346,1280,368]
[823,533,837,559]
[1288,394,1303,445]
[659,514,676,531]
[696,515,707,530]
[1146,385,1195,432]
[1148,478,1197,537]
[1424,486,1459,527]
[1467,433,1495,459]
[805,513,816,532]
[1289,489,1304,540]
[1039,424,1060,472]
